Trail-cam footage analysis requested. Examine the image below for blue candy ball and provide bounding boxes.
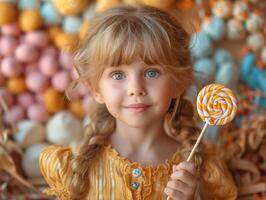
[40,2,62,25]
[83,3,96,21]
[190,32,213,58]
[18,0,40,10]
[193,58,216,85]
[240,53,256,82]
[213,48,234,65]
[202,16,226,41]
[62,16,82,34]
[215,62,238,86]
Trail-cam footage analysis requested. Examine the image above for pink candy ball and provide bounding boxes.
[39,55,59,77]
[51,70,70,92]
[25,63,38,74]
[26,71,49,92]
[17,92,35,109]
[42,46,58,58]
[25,31,50,48]
[0,88,14,107]
[0,72,5,86]
[0,56,22,77]
[1,23,21,37]
[27,103,49,123]
[3,105,25,124]
[35,92,44,103]
[0,36,18,56]
[59,51,73,69]
[15,43,39,63]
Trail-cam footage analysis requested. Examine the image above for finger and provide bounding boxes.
[167,180,191,194]
[170,170,197,187]
[164,187,184,200]
[174,161,196,175]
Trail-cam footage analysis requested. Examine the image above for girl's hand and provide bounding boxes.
[164,161,197,200]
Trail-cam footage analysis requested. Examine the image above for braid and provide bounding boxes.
[69,105,115,200]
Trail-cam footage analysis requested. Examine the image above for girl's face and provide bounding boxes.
[92,61,183,128]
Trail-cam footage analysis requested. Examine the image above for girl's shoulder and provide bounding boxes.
[39,144,73,199]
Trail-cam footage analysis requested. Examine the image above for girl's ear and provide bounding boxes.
[91,88,105,104]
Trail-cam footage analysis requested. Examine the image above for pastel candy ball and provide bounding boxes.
[233,0,249,21]
[0,72,5,86]
[25,31,49,48]
[0,2,17,25]
[3,105,25,124]
[0,56,22,77]
[19,9,43,32]
[25,63,38,74]
[6,76,27,94]
[0,36,18,56]
[52,0,90,16]
[190,32,213,58]
[44,87,66,113]
[215,62,238,86]
[17,92,35,109]
[47,25,61,42]
[247,32,265,51]
[15,43,39,63]
[39,55,59,77]
[261,47,266,65]
[59,52,73,69]
[0,88,14,106]
[213,49,234,65]
[240,53,255,82]
[22,144,49,178]
[227,19,245,40]
[51,71,70,92]
[193,58,216,85]
[68,99,86,118]
[62,16,82,34]
[18,0,40,10]
[26,71,48,92]
[42,46,58,58]
[142,0,175,8]
[79,21,90,40]
[82,95,97,115]
[1,23,21,36]
[46,111,83,145]
[202,16,226,41]
[40,2,62,25]
[245,13,264,33]
[27,103,49,123]
[212,0,232,19]
[83,3,96,21]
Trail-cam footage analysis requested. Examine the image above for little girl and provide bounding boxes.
[39,5,237,200]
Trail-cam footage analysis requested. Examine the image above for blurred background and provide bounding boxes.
[0,0,266,199]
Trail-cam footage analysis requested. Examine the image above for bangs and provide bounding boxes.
[88,15,173,69]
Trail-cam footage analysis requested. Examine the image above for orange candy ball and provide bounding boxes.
[142,0,175,8]
[6,77,27,95]
[68,99,86,118]
[44,88,66,113]
[54,32,79,52]
[0,2,17,25]
[52,0,90,16]
[19,9,43,32]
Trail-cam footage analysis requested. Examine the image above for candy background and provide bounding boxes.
[0,0,266,199]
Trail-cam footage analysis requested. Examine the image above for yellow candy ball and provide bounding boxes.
[6,77,27,95]
[123,0,142,5]
[96,0,121,13]
[0,2,17,25]
[19,9,43,32]
[44,88,66,113]
[79,21,90,40]
[68,99,86,118]
[142,0,175,8]
[52,0,90,15]
[54,32,79,53]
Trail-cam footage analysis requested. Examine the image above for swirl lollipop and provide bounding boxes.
[187,83,238,161]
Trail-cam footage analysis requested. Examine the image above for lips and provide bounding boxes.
[125,103,150,113]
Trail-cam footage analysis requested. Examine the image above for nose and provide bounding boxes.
[127,78,147,96]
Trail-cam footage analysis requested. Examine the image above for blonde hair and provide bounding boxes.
[68,5,202,199]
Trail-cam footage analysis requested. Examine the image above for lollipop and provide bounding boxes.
[188,83,238,161]
[166,83,237,200]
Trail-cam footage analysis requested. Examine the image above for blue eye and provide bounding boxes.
[145,69,159,78]
[111,72,124,80]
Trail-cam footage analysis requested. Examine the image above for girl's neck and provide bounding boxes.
[110,119,179,163]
